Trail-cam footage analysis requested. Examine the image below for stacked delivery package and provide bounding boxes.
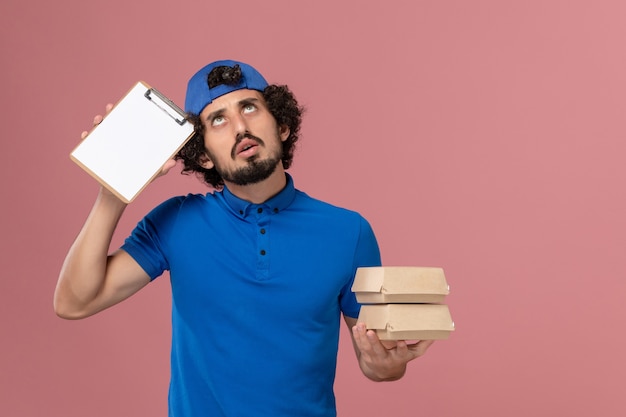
[351,267,455,340]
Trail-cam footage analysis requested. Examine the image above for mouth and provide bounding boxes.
[234,137,261,158]
[240,143,256,153]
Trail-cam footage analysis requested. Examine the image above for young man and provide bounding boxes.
[55,60,433,417]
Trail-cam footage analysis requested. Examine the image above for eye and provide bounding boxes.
[211,115,225,127]
[243,104,257,114]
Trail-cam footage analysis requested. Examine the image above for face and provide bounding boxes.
[199,89,289,186]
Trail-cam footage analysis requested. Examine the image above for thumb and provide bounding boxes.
[157,159,177,178]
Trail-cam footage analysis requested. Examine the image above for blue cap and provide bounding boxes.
[184,60,269,115]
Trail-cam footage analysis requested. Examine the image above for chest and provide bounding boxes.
[165,209,358,319]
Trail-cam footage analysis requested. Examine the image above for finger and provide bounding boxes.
[352,324,380,357]
[154,159,177,179]
[105,103,114,114]
[351,323,369,349]
[406,339,435,357]
[93,114,104,126]
[365,329,391,357]
[81,130,89,139]
[380,340,398,350]
[160,159,177,175]
[395,340,409,356]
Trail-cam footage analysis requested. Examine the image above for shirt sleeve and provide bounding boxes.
[340,215,382,318]
[121,196,184,281]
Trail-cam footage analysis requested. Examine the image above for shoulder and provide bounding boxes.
[291,190,381,269]
[294,190,364,216]
[144,193,213,221]
[292,190,373,229]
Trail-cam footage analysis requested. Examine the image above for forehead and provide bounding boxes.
[199,89,265,118]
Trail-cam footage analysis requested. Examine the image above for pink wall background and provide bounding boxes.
[1,0,625,415]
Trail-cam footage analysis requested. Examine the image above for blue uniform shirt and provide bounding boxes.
[122,174,381,417]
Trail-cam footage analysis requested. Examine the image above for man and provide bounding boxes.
[55,60,433,416]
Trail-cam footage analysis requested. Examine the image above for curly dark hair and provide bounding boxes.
[176,76,304,189]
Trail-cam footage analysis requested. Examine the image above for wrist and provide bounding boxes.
[97,187,127,206]
[360,359,406,382]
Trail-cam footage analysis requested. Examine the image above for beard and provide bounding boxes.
[208,132,283,186]
[217,153,281,186]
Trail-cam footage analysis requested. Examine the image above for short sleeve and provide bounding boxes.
[340,215,382,318]
[121,197,185,280]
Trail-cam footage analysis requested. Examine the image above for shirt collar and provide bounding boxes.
[221,173,296,218]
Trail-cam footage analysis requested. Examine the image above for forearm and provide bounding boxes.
[54,188,127,318]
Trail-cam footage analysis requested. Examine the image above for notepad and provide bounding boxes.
[70,81,195,203]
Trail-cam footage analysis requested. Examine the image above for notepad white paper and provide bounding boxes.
[70,81,195,203]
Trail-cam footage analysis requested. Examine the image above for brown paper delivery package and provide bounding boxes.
[352,267,455,340]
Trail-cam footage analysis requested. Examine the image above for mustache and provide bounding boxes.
[231,133,265,159]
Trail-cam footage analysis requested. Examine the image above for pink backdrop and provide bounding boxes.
[1,1,625,416]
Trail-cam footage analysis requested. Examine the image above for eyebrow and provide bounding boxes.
[204,97,261,122]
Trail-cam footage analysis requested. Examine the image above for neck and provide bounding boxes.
[224,166,287,204]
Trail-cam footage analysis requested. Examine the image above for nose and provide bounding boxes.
[231,112,248,137]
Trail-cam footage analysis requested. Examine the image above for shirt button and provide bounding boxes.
[260,250,266,256]
[273,208,279,213]
[260,228,266,234]
[257,208,263,214]
[239,210,244,215]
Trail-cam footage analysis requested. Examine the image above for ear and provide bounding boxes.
[278,124,290,142]
[199,152,214,170]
